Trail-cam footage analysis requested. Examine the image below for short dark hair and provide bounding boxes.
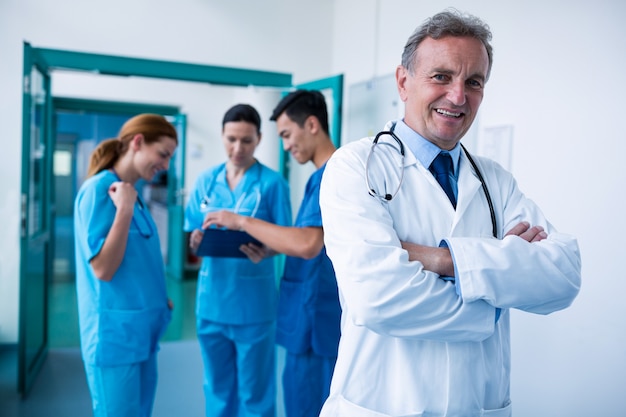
[402,8,494,80]
[222,104,261,134]
[270,90,330,136]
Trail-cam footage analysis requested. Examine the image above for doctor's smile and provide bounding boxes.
[435,108,463,118]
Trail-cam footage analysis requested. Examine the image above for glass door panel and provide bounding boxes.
[19,44,52,396]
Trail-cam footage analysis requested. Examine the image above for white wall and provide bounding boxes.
[1,0,625,415]
[332,0,626,415]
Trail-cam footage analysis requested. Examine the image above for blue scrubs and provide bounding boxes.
[184,161,292,417]
[276,164,341,417]
[74,170,171,417]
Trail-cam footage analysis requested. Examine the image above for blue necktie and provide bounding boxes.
[430,152,456,208]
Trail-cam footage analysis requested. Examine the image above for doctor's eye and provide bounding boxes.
[466,78,484,89]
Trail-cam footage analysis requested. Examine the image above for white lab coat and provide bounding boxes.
[318,129,581,417]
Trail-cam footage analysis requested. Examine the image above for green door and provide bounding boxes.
[166,114,187,281]
[19,42,53,396]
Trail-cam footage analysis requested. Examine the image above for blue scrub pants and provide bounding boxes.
[84,353,158,417]
[282,350,336,417]
[197,319,276,417]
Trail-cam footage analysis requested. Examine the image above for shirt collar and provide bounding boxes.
[392,119,461,176]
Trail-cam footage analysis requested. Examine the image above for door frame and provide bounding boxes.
[19,43,294,396]
[19,42,53,397]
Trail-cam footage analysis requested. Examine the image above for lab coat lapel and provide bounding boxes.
[452,151,483,233]
[402,142,419,169]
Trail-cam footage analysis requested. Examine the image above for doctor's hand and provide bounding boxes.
[189,229,204,254]
[400,242,454,277]
[505,221,547,243]
[240,242,275,264]
[202,210,245,231]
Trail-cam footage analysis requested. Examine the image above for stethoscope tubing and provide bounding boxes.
[460,143,497,238]
[365,131,498,238]
[365,130,405,202]
[199,162,263,218]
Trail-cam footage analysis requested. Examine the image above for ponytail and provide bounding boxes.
[86,138,126,178]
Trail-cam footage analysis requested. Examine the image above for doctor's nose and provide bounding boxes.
[446,81,467,106]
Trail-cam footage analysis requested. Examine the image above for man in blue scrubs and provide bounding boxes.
[202,91,341,417]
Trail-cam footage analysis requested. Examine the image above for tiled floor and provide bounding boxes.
[1,277,287,417]
[0,341,206,417]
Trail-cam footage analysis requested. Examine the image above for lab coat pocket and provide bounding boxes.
[336,395,423,417]
[482,400,512,417]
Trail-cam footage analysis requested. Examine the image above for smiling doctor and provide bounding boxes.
[319,9,581,417]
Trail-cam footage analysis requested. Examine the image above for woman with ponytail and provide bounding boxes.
[74,114,178,416]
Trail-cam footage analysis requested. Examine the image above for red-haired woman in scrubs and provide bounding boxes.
[74,114,177,416]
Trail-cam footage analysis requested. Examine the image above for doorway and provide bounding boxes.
[19,42,342,396]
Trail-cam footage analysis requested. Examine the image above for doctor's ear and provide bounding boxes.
[396,65,409,102]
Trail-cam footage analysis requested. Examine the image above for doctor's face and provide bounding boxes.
[222,120,261,168]
[397,36,489,150]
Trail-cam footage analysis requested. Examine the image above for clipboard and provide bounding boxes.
[196,228,262,258]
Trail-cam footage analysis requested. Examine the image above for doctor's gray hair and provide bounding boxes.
[401,8,494,80]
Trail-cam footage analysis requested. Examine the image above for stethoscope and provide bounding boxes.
[365,129,498,238]
[199,162,262,217]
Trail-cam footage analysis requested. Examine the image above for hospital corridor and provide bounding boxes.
[2,1,625,416]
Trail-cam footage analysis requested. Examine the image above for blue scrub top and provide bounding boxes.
[276,164,341,357]
[184,161,292,325]
[74,170,171,366]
